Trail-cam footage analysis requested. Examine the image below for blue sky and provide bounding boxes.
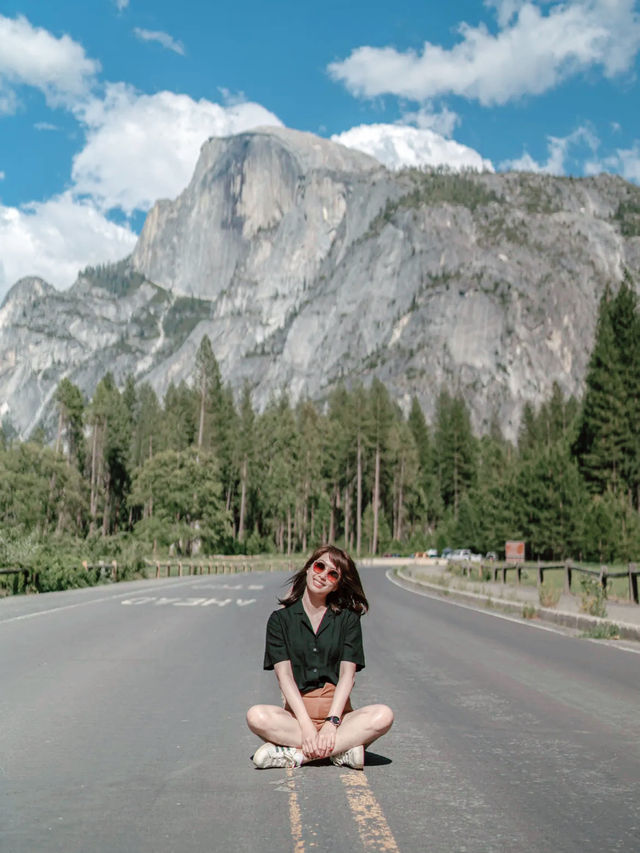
[1,0,639,298]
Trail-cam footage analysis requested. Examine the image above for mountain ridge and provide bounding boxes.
[1,126,640,441]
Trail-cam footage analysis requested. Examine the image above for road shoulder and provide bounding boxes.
[389,563,640,643]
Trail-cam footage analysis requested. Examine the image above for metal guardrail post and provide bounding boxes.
[564,560,572,595]
[629,563,639,605]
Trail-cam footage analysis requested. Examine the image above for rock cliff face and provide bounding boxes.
[1,126,640,440]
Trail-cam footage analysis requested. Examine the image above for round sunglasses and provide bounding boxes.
[312,560,341,583]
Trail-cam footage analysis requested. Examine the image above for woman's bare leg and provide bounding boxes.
[330,704,394,755]
[246,704,303,747]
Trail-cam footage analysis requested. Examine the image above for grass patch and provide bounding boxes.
[538,583,561,608]
[580,622,620,640]
[522,604,537,619]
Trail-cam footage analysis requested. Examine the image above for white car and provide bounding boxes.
[449,549,472,561]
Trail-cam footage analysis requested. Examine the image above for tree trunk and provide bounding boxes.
[55,409,64,455]
[329,489,335,544]
[197,372,206,450]
[372,443,380,555]
[89,420,101,533]
[356,434,362,556]
[397,456,405,542]
[302,492,308,553]
[101,471,111,537]
[238,457,247,541]
[344,483,350,553]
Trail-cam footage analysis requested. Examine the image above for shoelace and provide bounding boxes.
[273,746,298,766]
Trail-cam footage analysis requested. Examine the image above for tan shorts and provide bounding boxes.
[284,682,354,732]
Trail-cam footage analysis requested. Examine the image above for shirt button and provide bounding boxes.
[312,668,318,673]
[313,647,318,652]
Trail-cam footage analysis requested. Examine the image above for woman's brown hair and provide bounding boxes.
[278,545,369,614]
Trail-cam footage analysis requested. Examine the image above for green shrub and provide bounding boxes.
[579,575,608,618]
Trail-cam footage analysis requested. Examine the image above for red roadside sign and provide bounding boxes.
[505,541,525,563]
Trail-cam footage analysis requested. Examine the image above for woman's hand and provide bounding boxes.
[300,721,320,759]
[316,721,337,758]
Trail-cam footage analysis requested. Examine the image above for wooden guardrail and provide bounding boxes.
[451,559,640,604]
[144,559,294,578]
[0,556,295,595]
[0,567,35,588]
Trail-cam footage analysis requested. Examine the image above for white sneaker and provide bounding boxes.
[330,745,365,770]
[253,742,303,769]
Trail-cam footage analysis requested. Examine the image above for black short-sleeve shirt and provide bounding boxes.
[263,598,365,693]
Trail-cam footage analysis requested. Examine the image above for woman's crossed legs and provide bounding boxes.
[246,702,393,764]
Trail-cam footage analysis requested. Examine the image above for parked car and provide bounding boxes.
[441,547,453,559]
[469,552,483,563]
[426,548,439,558]
[449,548,472,562]
[485,551,498,561]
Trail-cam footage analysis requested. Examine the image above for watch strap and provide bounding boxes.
[324,715,341,726]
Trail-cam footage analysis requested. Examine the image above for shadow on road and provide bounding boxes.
[363,750,392,766]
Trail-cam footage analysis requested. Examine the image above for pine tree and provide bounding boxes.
[434,389,477,516]
[54,378,84,468]
[407,397,441,532]
[574,287,629,495]
[235,383,255,544]
[367,379,396,555]
[162,381,197,451]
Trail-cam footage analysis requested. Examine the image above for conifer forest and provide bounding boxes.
[1,274,640,588]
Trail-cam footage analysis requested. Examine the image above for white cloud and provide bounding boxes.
[586,142,640,182]
[133,27,185,56]
[328,1,640,106]
[500,125,599,174]
[484,0,529,28]
[0,193,137,296]
[34,121,59,131]
[0,171,4,180]
[0,14,99,113]
[400,105,460,137]
[71,83,283,214]
[332,124,494,172]
[114,1,130,10]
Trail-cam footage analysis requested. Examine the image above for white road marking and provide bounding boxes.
[189,583,264,590]
[0,576,261,625]
[120,596,256,608]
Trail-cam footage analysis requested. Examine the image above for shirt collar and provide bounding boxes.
[289,596,336,635]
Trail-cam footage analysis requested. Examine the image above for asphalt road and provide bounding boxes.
[1,565,639,852]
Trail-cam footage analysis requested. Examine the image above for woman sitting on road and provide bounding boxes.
[246,544,394,769]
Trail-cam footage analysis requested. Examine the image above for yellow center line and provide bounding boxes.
[287,767,305,853]
[340,771,400,852]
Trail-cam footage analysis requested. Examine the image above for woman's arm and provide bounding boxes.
[315,660,356,757]
[273,660,320,758]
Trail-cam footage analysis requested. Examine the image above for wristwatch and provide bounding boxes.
[324,716,341,727]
